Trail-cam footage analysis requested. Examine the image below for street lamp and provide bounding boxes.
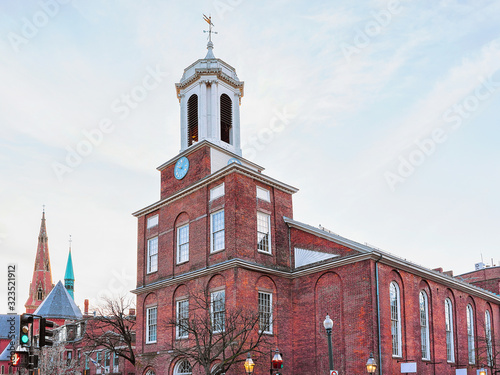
[479,368,486,375]
[323,314,334,372]
[244,353,255,375]
[366,353,377,374]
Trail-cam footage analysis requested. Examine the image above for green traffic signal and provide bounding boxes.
[19,314,33,347]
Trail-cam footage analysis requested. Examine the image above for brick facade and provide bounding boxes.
[133,141,500,375]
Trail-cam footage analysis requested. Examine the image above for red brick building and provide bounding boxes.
[132,40,500,375]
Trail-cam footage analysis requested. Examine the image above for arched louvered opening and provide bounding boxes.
[187,94,198,146]
[220,94,232,144]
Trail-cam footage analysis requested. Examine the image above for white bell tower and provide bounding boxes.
[175,29,244,156]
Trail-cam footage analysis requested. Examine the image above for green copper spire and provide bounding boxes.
[64,236,75,299]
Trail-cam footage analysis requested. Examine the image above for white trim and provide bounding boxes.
[390,281,402,357]
[147,215,159,229]
[210,183,225,201]
[256,186,270,202]
[210,210,225,253]
[419,291,430,360]
[258,291,273,334]
[147,237,158,274]
[257,212,271,254]
[146,306,157,344]
[445,298,455,363]
[177,224,189,264]
[176,299,189,339]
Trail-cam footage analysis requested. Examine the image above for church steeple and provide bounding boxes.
[25,209,54,313]
[175,18,244,156]
[64,236,75,299]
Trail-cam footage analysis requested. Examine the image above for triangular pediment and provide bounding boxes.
[294,248,339,268]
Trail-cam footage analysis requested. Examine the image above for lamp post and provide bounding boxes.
[323,314,334,372]
[479,368,486,375]
[366,353,377,374]
[244,353,255,375]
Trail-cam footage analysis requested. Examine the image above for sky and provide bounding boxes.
[1,0,499,314]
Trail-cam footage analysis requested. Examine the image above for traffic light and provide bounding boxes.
[10,351,29,368]
[39,317,55,347]
[20,314,33,347]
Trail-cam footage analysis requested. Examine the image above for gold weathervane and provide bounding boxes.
[203,14,218,42]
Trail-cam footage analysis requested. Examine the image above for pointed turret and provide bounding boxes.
[64,238,75,299]
[25,210,54,313]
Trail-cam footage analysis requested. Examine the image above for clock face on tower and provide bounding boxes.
[174,156,189,180]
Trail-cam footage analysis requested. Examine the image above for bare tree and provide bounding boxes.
[82,295,136,366]
[476,316,499,374]
[39,342,80,375]
[165,287,274,375]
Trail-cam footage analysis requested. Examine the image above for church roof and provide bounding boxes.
[34,280,82,320]
[64,250,74,280]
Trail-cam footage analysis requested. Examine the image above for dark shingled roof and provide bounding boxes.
[34,280,82,320]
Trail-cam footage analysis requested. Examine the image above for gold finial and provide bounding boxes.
[203,14,217,43]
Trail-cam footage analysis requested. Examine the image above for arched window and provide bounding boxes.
[37,287,43,301]
[174,359,192,375]
[419,291,430,360]
[390,282,402,357]
[145,369,155,375]
[220,94,232,144]
[466,304,475,364]
[187,94,198,146]
[485,310,493,366]
[444,298,454,362]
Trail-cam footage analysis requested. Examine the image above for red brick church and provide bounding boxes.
[132,37,500,375]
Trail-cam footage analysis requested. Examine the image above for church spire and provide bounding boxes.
[25,209,54,313]
[64,235,75,300]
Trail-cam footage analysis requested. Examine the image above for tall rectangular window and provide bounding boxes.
[147,215,159,229]
[177,224,189,263]
[211,210,225,252]
[467,304,475,364]
[485,310,493,367]
[210,183,225,200]
[211,290,225,333]
[257,212,271,253]
[104,351,110,368]
[258,291,273,334]
[146,306,157,343]
[445,299,454,362]
[147,237,158,273]
[176,299,189,339]
[419,291,430,360]
[113,352,119,367]
[390,282,402,357]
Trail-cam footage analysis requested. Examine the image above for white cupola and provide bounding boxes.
[175,39,244,156]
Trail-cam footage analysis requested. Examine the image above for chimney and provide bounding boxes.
[84,299,89,315]
[129,308,136,316]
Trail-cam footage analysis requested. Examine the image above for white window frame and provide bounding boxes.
[96,351,102,374]
[419,291,430,360]
[467,304,475,364]
[211,290,225,333]
[113,352,119,372]
[147,214,159,229]
[485,310,493,367]
[258,291,273,334]
[445,298,455,363]
[256,186,270,202]
[146,306,157,344]
[174,359,192,375]
[177,224,189,264]
[257,212,271,254]
[176,299,189,339]
[390,281,402,357]
[147,237,158,274]
[210,210,225,253]
[210,183,225,201]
